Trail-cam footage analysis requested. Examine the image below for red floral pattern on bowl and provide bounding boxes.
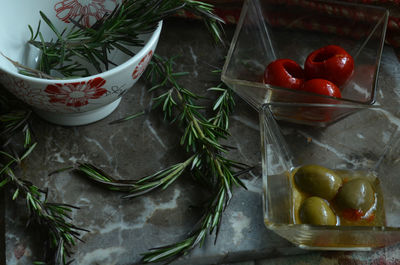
[0,71,62,112]
[45,77,107,107]
[132,50,154,80]
[54,0,117,27]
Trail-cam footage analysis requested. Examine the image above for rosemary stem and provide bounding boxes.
[192,115,206,140]
[160,155,195,184]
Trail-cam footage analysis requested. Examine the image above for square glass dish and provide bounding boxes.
[260,103,400,250]
[222,0,389,126]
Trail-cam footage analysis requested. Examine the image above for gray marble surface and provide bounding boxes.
[4,19,306,265]
[4,17,400,265]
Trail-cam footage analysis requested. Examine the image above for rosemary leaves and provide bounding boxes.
[77,54,250,263]
[23,0,224,78]
[0,96,86,265]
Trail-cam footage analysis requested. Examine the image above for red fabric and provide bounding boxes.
[179,0,400,47]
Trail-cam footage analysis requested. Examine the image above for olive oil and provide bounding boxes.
[290,167,386,227]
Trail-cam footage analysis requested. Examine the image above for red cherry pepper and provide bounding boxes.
[342,209,364,221]
[301,79,342,98]
[341,208,375,223]
[263,59,305,90]
[304,45,354,87]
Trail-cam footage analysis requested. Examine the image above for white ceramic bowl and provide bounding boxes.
[0,1,162,126]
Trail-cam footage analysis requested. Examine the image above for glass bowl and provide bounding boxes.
[222,0,389,126]
[260,103,400,250]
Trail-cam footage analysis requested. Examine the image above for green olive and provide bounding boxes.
[336,178,375,212]
[294,164,342,200]
[299,196,337,225]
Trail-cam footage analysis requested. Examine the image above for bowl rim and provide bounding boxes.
[261,101,382,109]
[1,21,163,84]
[264,221,400,231]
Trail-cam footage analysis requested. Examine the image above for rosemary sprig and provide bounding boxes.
[76,55,250,263]
[108,110,146,125]
[142,56,248,263]
[22,0,224,78]
[0,100,86,265]
[142,185,227,262]
[77,154,197,197]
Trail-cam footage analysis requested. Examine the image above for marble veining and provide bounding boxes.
[188,46,198,65]
[84,136,114,163]
[351,83,370,98]
[229,211,251,246]
[356,133,365,139]
[51,152,66,163]
[231,115,260,131]
[5,19,400,265]
[78,247,126,265]
[297,130,358,165]
[145,119,168,150]
[53,173,74,192]
[375,107,400,129]
[68,154,89,164]
[129,188,181,229]
[241,175,263,194]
